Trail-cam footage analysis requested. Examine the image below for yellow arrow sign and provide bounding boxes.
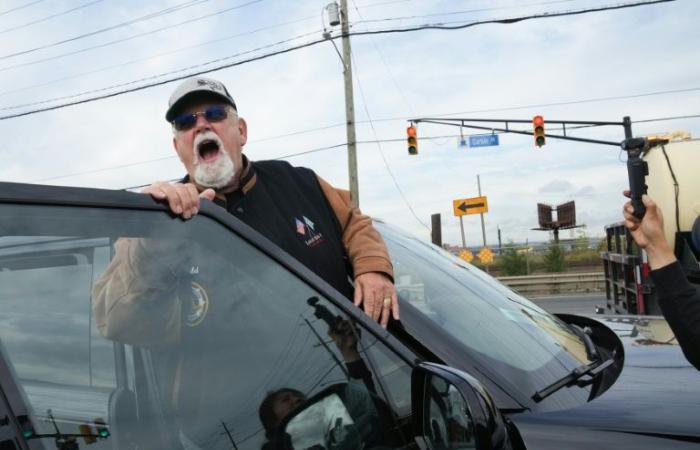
[453,196,488,216]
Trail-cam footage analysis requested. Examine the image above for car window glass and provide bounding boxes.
[0,204,414,450]
[378,222,592,405]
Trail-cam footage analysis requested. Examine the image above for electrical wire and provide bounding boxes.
[0,0,46,17]
[0,0,679,120]
[350,26,430,230]
[353,0,578,25]
[347,0,675,35]
[660,145,681,233]
[0,0,104,35]
[0,14,317,98]
[0,0,218,60]
[350,0,414,115]
[29,110,699,186]
[0,29,322,113]
[0,0,263,72]
[239,94,700,147]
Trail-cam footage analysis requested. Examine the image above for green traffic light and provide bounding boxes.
[99,429,110,438]
[22,430,34,439]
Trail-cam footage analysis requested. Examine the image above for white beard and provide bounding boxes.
[192,132,237,189]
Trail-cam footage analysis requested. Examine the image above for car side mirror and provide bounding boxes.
[411,362,511,450]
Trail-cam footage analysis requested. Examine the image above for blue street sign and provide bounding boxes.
[468,134,499,148]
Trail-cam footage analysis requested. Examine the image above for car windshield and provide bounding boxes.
[376,222,592,406]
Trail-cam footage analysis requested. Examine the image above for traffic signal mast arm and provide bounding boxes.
[411,117,624,147]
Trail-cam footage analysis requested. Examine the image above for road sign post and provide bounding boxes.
[459,216,466,249]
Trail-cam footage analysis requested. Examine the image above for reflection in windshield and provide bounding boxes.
[377,222,591,401]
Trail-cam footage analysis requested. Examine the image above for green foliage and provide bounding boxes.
[543,242,565,272]
[498,243,528,276]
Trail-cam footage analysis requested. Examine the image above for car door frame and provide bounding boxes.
[0,182,422,439]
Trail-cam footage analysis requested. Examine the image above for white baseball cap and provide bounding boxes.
[165,76,237,122]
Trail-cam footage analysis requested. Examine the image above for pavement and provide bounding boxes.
[530,294,606,316]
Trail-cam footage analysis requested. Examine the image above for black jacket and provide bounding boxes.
[651,261,700,371]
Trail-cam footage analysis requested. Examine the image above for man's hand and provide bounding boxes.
[353,272,399,329]
[142,181,216,219]
[623,191,676,270]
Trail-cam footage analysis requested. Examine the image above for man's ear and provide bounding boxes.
[238,117,248,146]
[172,136,184,163]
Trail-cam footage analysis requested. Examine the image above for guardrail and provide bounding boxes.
[497,272,604,296]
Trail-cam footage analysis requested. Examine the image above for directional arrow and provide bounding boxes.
[459,202,485,211]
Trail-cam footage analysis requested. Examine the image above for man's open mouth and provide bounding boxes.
[197,139,221,163]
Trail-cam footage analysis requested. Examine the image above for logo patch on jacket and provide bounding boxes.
[185,282,209,327]
[295,215,325,247]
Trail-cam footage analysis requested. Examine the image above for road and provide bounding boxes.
[530,294,605,315]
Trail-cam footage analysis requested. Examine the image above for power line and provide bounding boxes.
[0,0,104,35]
[252,88,700,145]
[29,112,699,187]
[0,0,680,120]
[354,0,578,25]
[0,14,317,98]
[0,0,216,60]
[0,29,321,112]
[350,0,414,116]
[346,0,675,36]
[351,44,430,230]
[0,0,261,70]
[0,0,46,17]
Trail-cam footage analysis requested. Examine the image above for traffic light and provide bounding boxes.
[407,124,418,155]
[533,115,545,147]
[17,415,34,440]
[94,419,110,439]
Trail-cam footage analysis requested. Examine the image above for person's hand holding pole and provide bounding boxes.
[622,191,676,270]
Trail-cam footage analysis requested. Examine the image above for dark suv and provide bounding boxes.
[0,182,698,450]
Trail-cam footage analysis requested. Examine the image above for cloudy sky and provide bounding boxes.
[0,0,698,247]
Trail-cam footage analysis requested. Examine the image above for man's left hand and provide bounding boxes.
[353,272,399,328]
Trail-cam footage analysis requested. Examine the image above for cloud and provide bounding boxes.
[538,180,575,193]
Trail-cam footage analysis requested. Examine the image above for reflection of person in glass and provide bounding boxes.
[258,318,380,450]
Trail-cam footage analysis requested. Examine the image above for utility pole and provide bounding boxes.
[477,174,487,247]
[339,0,359,207]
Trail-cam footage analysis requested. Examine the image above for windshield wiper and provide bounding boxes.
[569,324,600,362]
[532,357,614,403]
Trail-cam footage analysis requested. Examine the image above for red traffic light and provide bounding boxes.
[407,125,418,155]
[532,115,545,147]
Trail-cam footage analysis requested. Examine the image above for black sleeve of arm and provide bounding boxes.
[651,261,700,371]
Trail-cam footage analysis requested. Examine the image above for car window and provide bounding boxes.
[0,203,415,450]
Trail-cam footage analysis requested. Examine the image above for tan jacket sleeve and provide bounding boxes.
[316,175,394,281]
[92,238,182,348]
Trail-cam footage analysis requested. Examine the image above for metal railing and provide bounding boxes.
[497,272,604,296]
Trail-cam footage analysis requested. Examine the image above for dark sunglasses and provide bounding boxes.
[172,105,229,131]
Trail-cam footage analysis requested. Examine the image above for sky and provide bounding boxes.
[0,0,698,248]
